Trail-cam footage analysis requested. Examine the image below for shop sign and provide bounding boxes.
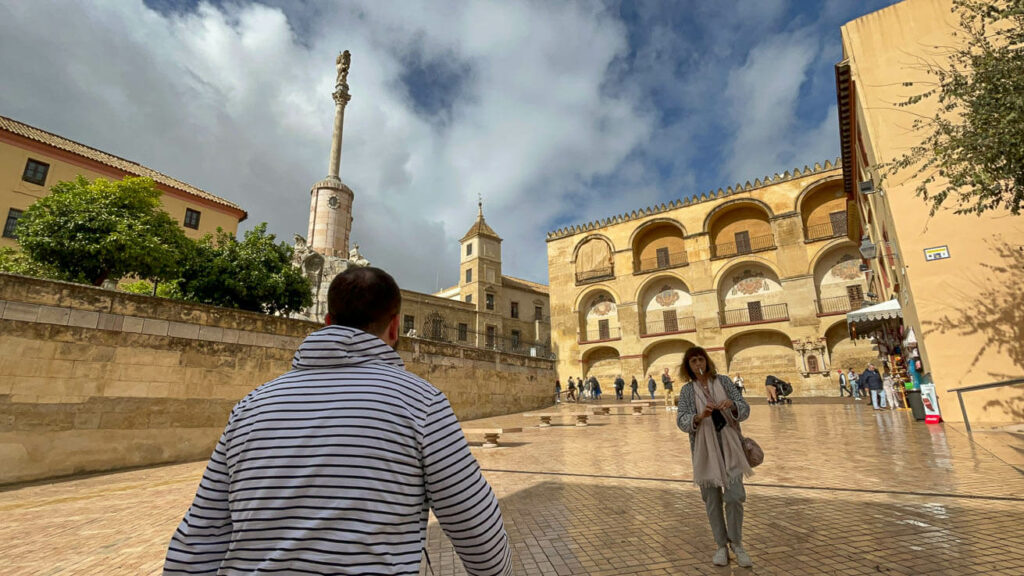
[923,246,950,261]
[920,382,942,423]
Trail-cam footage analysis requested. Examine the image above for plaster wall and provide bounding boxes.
[841,0,1024,423]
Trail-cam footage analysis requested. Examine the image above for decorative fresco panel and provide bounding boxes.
[589,293,616,317]
[729,269,770,296]
[829,254,861,281]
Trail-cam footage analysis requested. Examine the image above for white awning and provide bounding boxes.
[846,298,902,338]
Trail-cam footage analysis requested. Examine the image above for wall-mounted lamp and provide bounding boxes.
[859,235,878,259]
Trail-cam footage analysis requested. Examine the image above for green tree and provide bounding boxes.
[120,278,178,299]
[15,176,188,285]
[0,247,65,280]
[175,223,312,315]
[889,0,1024,215]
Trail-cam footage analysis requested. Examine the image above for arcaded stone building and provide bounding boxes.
[546,160,877,396]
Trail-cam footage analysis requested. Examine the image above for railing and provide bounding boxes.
[947,378,1024,437]
[636,251,688,273]
[710,234,775,259]
[719,303,789,326]
[410,324,553,358]
[575,266,614,284]
[642,315,696,336]
[805,219,848,241]
[816,295,854,315]
[579,326,621,343]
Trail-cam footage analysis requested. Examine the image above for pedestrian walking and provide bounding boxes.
[566,379,577,402]
[838,369,851,397]
[860,363,886,410]
[630,375,641,400]
[676,346,754,568]
[614,374,625,400]
[647,374,657,399]
[555,379,562,403]
[882,365,898,410]
[848,369,861,399]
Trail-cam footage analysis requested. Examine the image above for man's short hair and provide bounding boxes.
[327,266,402,335]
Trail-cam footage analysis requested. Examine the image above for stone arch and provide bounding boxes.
[724,329,798,392]
[641,339,696,379]
[712,257,784,295]
[582,346,622,381]
[629,218,688,273]
[572,235,615,283]
[637,275,695,335]
[794,174,844,214]
[812,242,867,314]
[702,198,775,234]
[577,288,620,342]
[715,260,786,324]
[824,319,877,374]
[573,285,621,312]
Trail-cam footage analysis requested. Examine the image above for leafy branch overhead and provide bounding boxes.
[889,0,1024,216]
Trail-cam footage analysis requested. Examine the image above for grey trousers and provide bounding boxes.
[699,481,746,547]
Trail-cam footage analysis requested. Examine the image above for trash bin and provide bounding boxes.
[905,388,926,421]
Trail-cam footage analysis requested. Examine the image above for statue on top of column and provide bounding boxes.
[336,50,351,86]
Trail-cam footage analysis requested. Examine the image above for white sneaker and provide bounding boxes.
[712,547,729,566]
[732,544,752,568]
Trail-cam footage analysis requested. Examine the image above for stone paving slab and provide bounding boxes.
[1,403,1023,575]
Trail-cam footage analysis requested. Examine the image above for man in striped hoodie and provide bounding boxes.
[165,266,513,575]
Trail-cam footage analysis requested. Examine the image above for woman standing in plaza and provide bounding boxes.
[676,346,754,568]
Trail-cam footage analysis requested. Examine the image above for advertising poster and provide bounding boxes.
[919,382,942,423]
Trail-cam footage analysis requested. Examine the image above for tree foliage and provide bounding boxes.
[175,223,312,315]
[0,247,65,280]
[15,176,188,285]
[889,0,1024,215]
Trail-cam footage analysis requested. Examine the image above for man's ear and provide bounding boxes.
[385,313,400,346]
[324,313,333,326]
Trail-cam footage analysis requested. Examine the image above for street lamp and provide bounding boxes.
[859,235,878,259]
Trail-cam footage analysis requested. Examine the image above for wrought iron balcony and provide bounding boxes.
[815,295,857,315]
[805,219,848,242]
[575,266,615,284]
[719,303,789,327]
[579,326,621,343]
[710,233,775,259]
[636,250,688,274]
[641,315,697,336]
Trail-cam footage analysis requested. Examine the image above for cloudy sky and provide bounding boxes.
[0,0,898,292]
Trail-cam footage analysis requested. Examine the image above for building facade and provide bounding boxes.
[417,204,552,357]
[837,0,1024,423]
[0,115,246,247]
[546,161,877,396]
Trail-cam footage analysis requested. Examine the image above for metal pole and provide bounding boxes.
[957,390,972,437]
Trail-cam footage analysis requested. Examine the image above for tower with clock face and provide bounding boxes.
[307,50,355,258]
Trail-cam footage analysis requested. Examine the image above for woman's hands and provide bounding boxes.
[695,404,715,426]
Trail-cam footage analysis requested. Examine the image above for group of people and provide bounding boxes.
[838,363,900,410]
[559,369,679,403]
[165,266,756,574]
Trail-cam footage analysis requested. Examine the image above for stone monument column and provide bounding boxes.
[308,50,355,258]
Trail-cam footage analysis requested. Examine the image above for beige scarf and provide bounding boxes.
[692,375,752,489]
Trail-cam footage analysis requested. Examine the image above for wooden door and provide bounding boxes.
[735,231,751,254]
[747,301,763,322]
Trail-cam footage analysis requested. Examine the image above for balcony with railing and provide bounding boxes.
[805,218,849,242]
[719,302,789,327]
[710,233,776,259]
[641,314,696,337]
[815,295,860,316]
[579,325,622,344]
[636,250,688,274]
[575,266,614,284]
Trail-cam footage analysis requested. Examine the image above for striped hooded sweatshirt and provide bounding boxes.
[164,325,513,575]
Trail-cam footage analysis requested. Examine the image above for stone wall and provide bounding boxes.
[0,274,554,485]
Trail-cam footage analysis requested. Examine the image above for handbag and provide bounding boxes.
[719,376,764,468]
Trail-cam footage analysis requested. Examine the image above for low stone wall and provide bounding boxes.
[0,274,555,485]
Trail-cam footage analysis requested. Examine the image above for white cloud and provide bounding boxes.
[0,0,651,291]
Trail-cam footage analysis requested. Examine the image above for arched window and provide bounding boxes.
[807,355,819,372]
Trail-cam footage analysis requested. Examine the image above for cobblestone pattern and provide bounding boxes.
[2,404,1023,575]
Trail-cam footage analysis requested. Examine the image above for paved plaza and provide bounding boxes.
[2,402,1023,575]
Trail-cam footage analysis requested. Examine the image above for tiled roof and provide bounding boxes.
[0,115,245,216]
[502,275,548,294]
[460,205,502,242]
